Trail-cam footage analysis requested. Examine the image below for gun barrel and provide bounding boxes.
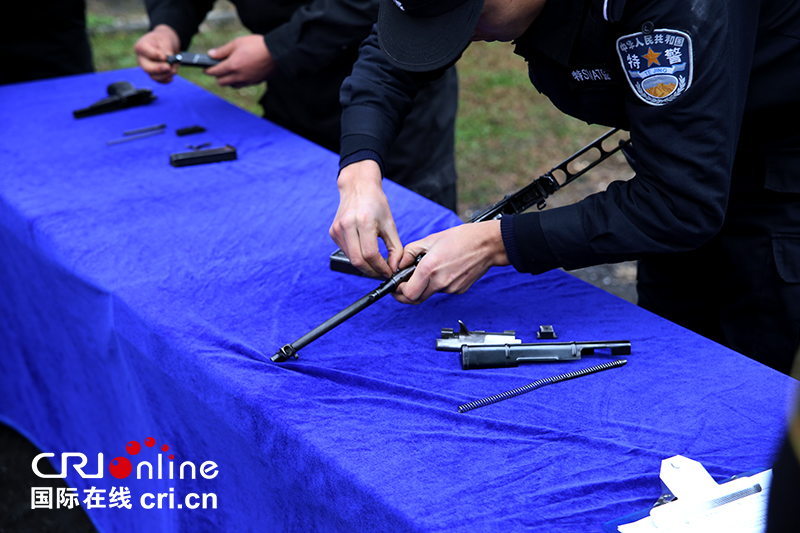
[460,341,631,370]
[272,263,417,362]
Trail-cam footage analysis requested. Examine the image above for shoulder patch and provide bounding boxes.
[616,29,693,106]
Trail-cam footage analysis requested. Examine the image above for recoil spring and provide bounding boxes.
[458,359,628,413]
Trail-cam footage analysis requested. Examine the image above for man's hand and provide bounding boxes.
[392,220,510,304]
[329,160,403,279]
[134,24,180,83]
[205,35,277,88]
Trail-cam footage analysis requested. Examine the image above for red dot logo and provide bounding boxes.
[169,454,174,460]
[145,437,155,448]
[126,441,141,455]
[109,457,132,479]
[161,444,169,452]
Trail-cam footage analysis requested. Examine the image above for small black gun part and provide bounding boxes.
[73,81,156,118]
[176,125,207,136]
[536,325,557,339]
[460,340,631,370]
[272,258,421,362]
[167,52,220,68]
[169,145,237,167]
[123,124,165,136]
[458,359,628,413]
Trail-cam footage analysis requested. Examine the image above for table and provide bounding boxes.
[1,68,796,532]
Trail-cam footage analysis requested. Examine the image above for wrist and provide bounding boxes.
[337,160,383,191]
[481,220,510,267]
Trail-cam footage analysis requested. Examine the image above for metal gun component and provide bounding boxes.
[169,145,237,167]
[167,52,220,68]
[458,359,628,413]
[106,129,165,146]
[469,128,631,221]
[460,340,631,370]
[278,129,631,362]
[123,124,166,136]
[436,321,520,352]
[536,325,557,339]
[272,258,421,362]
[73,81,156,119]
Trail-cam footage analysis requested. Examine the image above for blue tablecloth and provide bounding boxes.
[1,68,796,532]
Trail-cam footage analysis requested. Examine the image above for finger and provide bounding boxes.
[391,276,430,305]
[140,61,176,83]
[208,41,234,60]
[135,39,166,62]
[359,231,392,279]
[380,224,404,272]
[340,224,382,278]
[398,238,428,269]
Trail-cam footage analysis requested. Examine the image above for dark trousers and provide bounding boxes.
[638,140,800,374]
[262,65,459,212]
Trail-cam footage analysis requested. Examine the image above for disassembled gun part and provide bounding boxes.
[272,258,421,362]
[536,325,557,339]
[436,321,521,352]
[167,52,220,68]
[458,359,628,413]
[460,340,631,370]
[169,145,237,167]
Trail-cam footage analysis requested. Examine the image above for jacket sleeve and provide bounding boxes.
[505,0,762,274]
[263,0,378,78]
[337,25,455,168]
[145,0,215,49]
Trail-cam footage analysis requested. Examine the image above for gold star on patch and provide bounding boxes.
[642,48,661,67]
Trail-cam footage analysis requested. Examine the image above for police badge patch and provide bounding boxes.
[616,28,693,106]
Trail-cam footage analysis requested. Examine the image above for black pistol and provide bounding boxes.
[460,341,631,370]
[73,81,155,119]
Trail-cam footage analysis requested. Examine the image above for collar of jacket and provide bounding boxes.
[512,0,627,66]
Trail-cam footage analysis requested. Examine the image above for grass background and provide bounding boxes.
[86,0,638,301]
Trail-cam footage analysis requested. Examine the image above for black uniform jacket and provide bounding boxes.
[340,0,800,274]
[146,0,458,161]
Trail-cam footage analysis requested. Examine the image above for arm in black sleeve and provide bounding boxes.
[338,25,453,171]
[145,0,216,50]
[505,0,761,274]
[263,0,378,78]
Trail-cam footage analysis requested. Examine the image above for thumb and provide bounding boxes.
[208,41,234,59]
[398,239,428,269]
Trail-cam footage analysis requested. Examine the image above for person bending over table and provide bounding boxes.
[329,0,800,374]
[134,0,459,210]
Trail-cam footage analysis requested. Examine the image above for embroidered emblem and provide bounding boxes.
[616,29,693,106]
[392,0,405,10]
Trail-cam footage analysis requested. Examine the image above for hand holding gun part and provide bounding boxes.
[73,81,156,119]
[277,129,630,361]
[436,320,521,351]
[167,52,220,68]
